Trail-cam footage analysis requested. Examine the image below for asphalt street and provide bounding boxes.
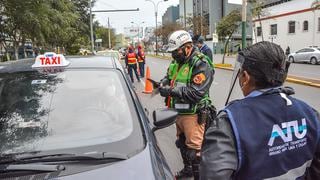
[125,56,320,177]
[212,54,320,79]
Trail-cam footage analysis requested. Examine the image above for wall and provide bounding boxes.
[253,0,320,52]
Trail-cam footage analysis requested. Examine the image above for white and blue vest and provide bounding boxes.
[224,89,320,180]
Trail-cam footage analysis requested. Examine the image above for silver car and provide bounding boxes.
[288,47,320,65]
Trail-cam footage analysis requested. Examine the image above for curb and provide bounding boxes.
[149,54,320,88]
[147,54,172,60]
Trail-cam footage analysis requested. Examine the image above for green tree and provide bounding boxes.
[93,21,116,49]
[217,10,241,64]
[1,0,96,58]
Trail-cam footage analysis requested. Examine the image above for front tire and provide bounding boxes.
[310,57,318,65]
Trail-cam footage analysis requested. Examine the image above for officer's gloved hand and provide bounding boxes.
[160,78,170,87]
[159,86,172,97]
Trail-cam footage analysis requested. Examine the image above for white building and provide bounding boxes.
[253,0,320,52]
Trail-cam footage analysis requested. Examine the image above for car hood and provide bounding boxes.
[58,145,157,180]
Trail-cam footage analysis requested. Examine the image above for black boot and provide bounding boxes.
[175,148,193,179]
[192,156,201,180]
[175,165,193,179]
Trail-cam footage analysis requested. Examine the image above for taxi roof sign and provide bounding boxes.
[32,53,70,69]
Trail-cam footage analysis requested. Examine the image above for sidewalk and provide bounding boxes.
[147,54,320,88]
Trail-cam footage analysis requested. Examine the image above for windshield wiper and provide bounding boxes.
[0,152,128,164]
[0,164,65,172]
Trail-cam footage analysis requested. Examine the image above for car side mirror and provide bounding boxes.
[152,108,177,132]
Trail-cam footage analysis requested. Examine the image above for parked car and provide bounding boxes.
[288,47,320,65]
[0,54,176,179]
[79,48,92,56]
[118,47,127,59]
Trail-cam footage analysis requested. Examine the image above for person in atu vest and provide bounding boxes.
[159,30,214,180]
[137,45,146,78]
[125,46,140,83]
[200,41,320,180]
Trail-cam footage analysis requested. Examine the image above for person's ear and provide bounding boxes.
[242,70,251,87]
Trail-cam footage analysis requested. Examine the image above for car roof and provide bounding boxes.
[0,55,124,73]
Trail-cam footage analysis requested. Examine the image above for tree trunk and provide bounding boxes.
[14,46,19,60]
[253,24,257,43]
[222,33,234,64]
[258,14,264,41]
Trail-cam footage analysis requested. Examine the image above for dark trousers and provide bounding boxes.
[128,64,140,82]
[138,62,145,78]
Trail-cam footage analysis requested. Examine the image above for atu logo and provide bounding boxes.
[268,118,307,146]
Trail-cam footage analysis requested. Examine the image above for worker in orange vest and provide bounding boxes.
[125,46,140,83]
[137,45,146,78]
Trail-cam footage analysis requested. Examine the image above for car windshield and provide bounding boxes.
[0,70,136,155]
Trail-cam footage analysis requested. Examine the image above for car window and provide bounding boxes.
[296,49,306,53]
[0,70,136,154]
[305,48,315,52]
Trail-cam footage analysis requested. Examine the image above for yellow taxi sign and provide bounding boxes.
[32,52,70,69]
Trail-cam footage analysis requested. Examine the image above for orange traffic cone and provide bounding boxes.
[143,66,153,94]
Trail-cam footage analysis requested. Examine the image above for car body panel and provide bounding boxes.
[59,145,156,180]
[288,48,320,64]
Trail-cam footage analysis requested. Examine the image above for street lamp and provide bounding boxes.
[145,0,168,55]
[131,21,145,45]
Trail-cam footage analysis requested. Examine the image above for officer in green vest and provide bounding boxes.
[158,30,215,180]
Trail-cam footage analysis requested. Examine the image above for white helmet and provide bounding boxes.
[167,30,192,52]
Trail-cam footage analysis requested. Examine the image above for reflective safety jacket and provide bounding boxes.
[223,90,320,180]
[127,52,137,65]
[138,50,145,63]
[167,50,214,114]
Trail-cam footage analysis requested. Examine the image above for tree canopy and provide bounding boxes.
[0,0,96,59]
[216,10,241,63]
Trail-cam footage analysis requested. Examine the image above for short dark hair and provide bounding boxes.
[241,41,289,89]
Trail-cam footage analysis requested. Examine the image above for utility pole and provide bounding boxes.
[184,0,187,29]
[200,0,203,35]
[89,0,94,54]
[241,0,247,49]
[108,17,111,49]
[146,0,168,55]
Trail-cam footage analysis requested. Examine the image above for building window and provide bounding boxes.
[303,21,308,31]
[318,18,320,32]
[257,27,262,36]
[270,24,277,35]
[288,21,295,34]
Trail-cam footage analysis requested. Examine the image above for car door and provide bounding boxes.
[294,49,307,62]
[303,48,315,62]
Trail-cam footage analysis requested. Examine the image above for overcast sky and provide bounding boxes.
[93,0,179,34]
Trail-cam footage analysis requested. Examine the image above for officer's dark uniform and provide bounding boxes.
[199,44,212,63]
[161,47,214,179]
[200,87,320,180]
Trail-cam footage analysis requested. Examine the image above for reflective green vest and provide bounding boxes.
[167,54,212,114]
